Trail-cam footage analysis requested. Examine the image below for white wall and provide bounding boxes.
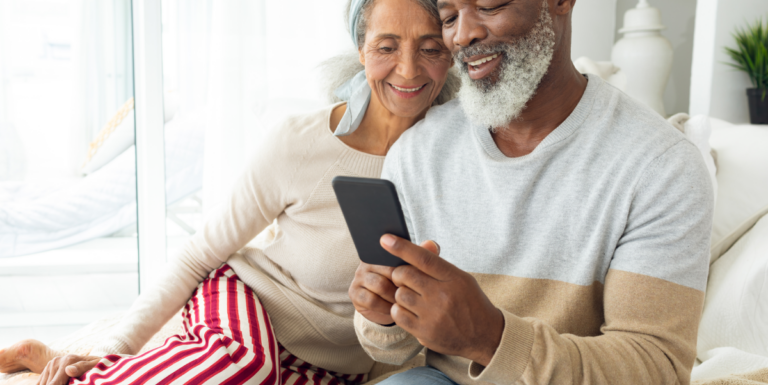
[690,0,767,123]
[571,0,617,62]
[572,0,697,116]
[615,0,697,116]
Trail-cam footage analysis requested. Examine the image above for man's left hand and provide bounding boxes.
[381,234,505,367]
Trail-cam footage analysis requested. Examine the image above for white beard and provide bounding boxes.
[456,0,556,130]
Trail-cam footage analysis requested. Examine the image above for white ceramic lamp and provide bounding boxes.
[611,0,673,117]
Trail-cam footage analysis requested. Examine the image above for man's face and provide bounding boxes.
[437,0,556,129]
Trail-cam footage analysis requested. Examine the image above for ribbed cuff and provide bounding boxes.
[468,310,534,384]
[89,338,133,357]
[355,311,410,338]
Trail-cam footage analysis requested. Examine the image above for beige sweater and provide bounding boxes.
[91,103,385,375]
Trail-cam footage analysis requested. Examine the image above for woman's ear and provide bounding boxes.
[358,48,366,66]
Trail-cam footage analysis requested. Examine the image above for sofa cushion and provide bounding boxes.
[697,213,768,361]
[708,120,768,264]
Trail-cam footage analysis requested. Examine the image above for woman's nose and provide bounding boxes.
[454,12,487,48]
[397,52,421,80]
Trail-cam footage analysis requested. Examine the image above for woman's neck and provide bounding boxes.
[330,95,424,156]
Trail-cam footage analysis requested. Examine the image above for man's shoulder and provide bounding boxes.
[588,77,693,165]
[397,99,467,146]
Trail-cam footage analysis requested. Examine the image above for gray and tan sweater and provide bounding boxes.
[91,102,385,375]
[355,75,715,385]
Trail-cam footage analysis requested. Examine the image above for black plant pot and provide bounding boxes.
[747,88,768,124]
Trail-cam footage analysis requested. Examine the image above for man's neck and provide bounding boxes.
[492,63,588,158]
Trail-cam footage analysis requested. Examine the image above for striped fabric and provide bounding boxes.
[279,346,366,385]
[71,264,363,385]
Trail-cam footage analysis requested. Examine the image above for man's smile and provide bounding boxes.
[464,52,503,80]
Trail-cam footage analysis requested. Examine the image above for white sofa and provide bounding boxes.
[690,119,768,384]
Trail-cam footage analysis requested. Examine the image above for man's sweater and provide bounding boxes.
[91,103,386,375]
[354,75,714,385]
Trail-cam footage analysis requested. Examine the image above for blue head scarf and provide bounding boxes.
[334,0,371,137]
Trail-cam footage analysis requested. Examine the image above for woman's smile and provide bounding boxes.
[388,82,429,99]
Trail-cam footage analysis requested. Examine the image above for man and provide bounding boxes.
[348,0,713,384]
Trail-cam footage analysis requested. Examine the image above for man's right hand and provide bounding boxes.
[349,240,440,326]
[38,354,100,385]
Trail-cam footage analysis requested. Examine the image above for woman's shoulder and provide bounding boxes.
[262,102,339,142]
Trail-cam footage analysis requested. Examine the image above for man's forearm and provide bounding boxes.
[469,270,705,385]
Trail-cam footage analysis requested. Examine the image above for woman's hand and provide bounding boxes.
[349,240,440,326]
[349,261,398,325]
[37,354,100,385]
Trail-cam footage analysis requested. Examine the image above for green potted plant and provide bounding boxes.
[725,18,768,124]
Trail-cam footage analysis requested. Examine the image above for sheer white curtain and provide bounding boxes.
[70,0,133,176]
[165,0,351,216]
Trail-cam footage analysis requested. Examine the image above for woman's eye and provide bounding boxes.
[379,46,394,53]
[422,48,440,55]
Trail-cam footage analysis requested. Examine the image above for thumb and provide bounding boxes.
[65,358,99,378]
[420,240,440,255]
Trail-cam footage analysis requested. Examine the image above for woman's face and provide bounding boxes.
[360,0,453,119]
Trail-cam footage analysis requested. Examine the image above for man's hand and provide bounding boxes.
[382,234,505,367]
[38,354,100,385]
[349,241,441,326]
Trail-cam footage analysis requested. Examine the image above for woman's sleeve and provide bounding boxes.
[91,119,303,356]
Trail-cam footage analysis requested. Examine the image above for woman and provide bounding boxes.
[0,0,457,384]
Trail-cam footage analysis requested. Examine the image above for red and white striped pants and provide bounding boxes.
[71,264,367,385]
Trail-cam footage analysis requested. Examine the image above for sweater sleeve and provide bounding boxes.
[91,118,306,356]
[467,140,714,385]
[353,140,424,364]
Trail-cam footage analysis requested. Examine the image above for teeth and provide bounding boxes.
[468,54,499,67]
[392,84,425,92]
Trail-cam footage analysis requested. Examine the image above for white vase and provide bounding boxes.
[611,0,673,117]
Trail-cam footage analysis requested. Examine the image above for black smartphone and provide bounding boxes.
[331,176,410,267]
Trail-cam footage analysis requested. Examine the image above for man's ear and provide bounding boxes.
[552,0,576,16]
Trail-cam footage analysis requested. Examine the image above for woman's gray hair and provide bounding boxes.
[319,0,460,106]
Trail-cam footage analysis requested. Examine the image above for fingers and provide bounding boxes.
[361,269,398,303]
[38,362,50,385]
[381,235,453,280]
[36,354,95,385]
[390,303,419,331]
[391,265,434,293]
[351,285,395,315]
[65,357,98,378]
[50,355,74,385]
[420,240,440,255]
[394,286,424,314]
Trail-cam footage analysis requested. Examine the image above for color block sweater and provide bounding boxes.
[91,102,385,375]
[354,75,714,385]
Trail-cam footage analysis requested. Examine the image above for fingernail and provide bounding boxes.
[381,234,396,248]
[432,241,441,254]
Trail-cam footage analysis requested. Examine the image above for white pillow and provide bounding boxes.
[697,213,768,362]
[708,122,768,263]
[80,92,181,175]
[80,98,135,175]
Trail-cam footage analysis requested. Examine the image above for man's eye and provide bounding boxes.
[442,16,456,26]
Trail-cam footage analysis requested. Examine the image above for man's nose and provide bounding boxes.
[453,11,487,48]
